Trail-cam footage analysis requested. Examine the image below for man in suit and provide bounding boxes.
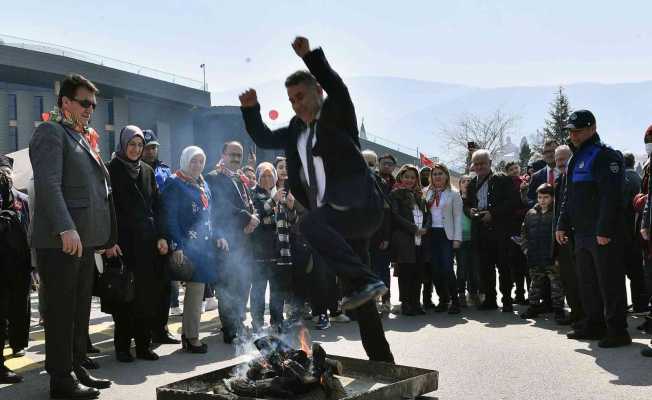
[527,139,559,208]
[464,149,520,312]
[239,36,393,362]
[30,74,118,399]
[205,141,259,344]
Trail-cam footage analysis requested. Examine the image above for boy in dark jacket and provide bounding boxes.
[519,184,566,322]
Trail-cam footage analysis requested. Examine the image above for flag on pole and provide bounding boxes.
[420,152,434,167]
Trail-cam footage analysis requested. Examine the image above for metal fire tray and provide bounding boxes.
[156,354,438,400]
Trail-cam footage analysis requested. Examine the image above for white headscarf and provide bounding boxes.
[256,162,278,186]
[179,146,206,175]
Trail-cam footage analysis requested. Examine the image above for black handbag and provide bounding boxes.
[98,256,135,304]
[165,253,195,282]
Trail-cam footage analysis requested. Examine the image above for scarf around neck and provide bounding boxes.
[175,170,209,209]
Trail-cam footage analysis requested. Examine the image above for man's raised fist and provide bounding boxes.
[239,89,258,108]
[292,36,310,58]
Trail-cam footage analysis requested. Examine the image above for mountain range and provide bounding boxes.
[212,77,652,166]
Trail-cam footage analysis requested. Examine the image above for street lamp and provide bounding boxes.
[200,64,206,91]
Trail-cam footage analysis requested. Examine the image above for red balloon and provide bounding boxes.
[269,109,279,120]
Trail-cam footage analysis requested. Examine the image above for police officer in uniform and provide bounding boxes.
[556,110,631,348]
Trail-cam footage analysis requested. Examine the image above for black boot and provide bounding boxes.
[74,366,111,389]
[0,364,23,384]
[520,305,543,319]
[50,375,100,399]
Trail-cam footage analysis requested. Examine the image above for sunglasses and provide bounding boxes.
[72,98,97,110]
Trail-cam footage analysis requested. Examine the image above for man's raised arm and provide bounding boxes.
[239,88,289,150]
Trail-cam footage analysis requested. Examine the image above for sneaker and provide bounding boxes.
[331,313,351,323]
[170,306,183,316]
[341,281,388,310]
[315,314,331,330]
[598,333,632,348]
[204,297,218,312]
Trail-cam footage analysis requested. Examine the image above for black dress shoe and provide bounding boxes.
[341,281,388,311]
[434,302,449,313]
[182,337,208,353]
[116,351,134,363]
[641,346,652,357]
[152,331,181,345]
[74,366,111,389]
[11,348,26,357]
[0,365,23,384]
[598,334,632,348]
[448,302,461,315]
[50,377,100,399]
[502,302,514,313]
[136,349,160,361]
[79,357,99,370]
[566,329,604,341]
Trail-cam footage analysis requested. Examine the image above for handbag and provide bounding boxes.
[98,256,135,303]
[165,253,195,282]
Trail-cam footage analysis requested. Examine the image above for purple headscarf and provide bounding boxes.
[116,125,145,179]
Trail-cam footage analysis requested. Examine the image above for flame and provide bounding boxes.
[298,325,312,356]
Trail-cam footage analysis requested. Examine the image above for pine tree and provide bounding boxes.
[519,138,532,169]
[542,86,572,146]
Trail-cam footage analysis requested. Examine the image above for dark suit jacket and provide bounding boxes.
[526,167,550,208]
[29,121,117,249]
[205,170,253,248]
[241,48,376,210]
[463,172,520,237]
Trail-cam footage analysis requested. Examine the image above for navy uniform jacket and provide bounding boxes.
[149,160,172,190]
[557,133,624,238]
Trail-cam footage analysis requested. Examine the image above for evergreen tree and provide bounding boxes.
[542,86,572,146]
[519,138,532,169]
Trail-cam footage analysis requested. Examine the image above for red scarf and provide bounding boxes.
[175,170,209,209]
[425,186,445,209]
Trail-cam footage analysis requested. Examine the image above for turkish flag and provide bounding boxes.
[420,152,434,167]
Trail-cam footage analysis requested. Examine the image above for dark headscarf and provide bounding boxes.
[116,125,145,179]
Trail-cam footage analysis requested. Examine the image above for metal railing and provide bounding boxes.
[363,132,418,157]
[0,33,205,90]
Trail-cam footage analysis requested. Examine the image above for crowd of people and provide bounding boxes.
[1,36,652,399]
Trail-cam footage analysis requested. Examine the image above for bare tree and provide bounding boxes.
[439,109,520,171]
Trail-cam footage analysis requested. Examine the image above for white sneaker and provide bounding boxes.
[170,306,183,316]
[205,297,219,312]
[331,313,351,323]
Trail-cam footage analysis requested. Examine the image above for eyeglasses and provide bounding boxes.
[72,98,97,110]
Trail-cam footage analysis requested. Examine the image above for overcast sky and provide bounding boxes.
[5,0,652,94]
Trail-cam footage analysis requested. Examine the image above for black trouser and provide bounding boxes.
[574,236,627,335]
[422,261,435,305]
[309,258,340,316]
[557,240,584,320]
[153,258,172,337]
[0,261,31,360]
[250,261,292,327]
[216,248,251,339]
[508,240,529,299]
[289,236,311,313]
[36,248,94,378]
[112,308,153,353]
[623,234,648,311]
[370,250,391,303]
[397,246,425,309]
[474,227,512,304]
[300,204,394,362]
[430,228,458,304]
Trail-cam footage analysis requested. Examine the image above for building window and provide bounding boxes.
[8,127,18,151]
[8,94,17,120]
[33,96,44,120]
[106,100,114,125]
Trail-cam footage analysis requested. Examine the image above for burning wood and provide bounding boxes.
[215,333,346,399]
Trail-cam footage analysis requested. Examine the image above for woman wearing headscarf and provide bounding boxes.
[104,125,169,362]
[250,162,296,332]
[389,164,431,316]
[160,146,228,353]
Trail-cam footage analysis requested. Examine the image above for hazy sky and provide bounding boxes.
[5,0,652,95]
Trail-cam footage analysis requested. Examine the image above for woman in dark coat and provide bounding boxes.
[160,146,228,353]
[389,164,431,316]
[103,125,169,362]
[250,162,296,332]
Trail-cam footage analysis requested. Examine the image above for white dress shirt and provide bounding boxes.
[430,190,448,228]
[297,117,326,207]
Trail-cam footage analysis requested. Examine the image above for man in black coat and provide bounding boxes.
[239,36,393,362]
[205,141,259,344]
[527,140,560,208]
[463,149,520,312]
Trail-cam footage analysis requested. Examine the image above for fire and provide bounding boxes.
[298,325,312,356]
